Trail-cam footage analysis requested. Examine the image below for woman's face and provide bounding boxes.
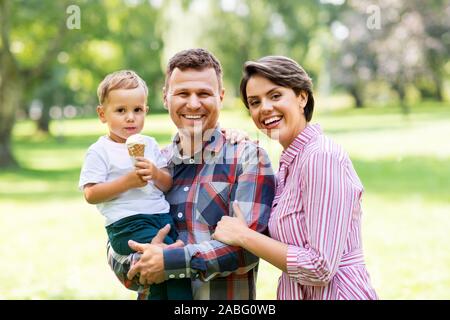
[245,75,308,149]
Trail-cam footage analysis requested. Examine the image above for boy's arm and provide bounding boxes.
[152,167,173,193]
[83,171,147,204]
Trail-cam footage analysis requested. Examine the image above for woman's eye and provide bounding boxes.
[271,93,281,100]
[249,100,260,107]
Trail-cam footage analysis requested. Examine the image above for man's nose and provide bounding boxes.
[187,95,201,109]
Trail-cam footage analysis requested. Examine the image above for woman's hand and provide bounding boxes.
[212,202,249,246]
[222,128,249,144]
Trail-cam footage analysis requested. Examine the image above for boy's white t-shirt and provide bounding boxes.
[79,135,170,226]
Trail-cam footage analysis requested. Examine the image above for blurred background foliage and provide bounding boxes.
[0,0,449,299]
[1,0,449,167]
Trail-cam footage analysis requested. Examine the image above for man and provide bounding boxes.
[108,48,275,299]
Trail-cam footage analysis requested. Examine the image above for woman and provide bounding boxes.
[212,56,378,300]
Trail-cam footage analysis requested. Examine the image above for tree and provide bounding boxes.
[0,0,70,167]
[0,0,166,168]
[200,0,323,99]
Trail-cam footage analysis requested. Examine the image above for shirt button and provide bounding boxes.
[169,274,175,279]
[189,158,195,164]
[179,273,185,278]
[183,186,189,192]
[177,212,183,219]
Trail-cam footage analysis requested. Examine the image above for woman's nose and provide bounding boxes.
[261,99,273,112]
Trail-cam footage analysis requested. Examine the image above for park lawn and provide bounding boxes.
[1,103,449,299]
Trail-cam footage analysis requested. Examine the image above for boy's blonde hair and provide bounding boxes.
[97,70,148,105]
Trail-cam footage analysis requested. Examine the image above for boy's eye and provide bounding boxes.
[134,107,144,112]
[116,108,126,113]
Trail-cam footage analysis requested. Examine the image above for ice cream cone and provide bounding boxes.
[128,143,145,158]
[126,134,146,164]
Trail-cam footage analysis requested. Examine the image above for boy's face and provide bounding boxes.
[97,86,148,143]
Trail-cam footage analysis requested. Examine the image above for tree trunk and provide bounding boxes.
[393,82,410,115]
[349,86,364,108]
[0,64,22,168]
[37,105,50,133]
[0,0,20,168]
[432,74,444,102]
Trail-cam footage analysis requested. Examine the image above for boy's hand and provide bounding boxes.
[134,157,157,182]
[125,171,147,189]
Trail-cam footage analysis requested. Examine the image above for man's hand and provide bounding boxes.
[127,224,184,285]
[127,241,165,285]
[151,224,185,249]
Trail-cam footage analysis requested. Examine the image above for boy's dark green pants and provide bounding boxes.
[106,213,192,300]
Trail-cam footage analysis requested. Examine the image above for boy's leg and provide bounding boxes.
[106,242,149,299]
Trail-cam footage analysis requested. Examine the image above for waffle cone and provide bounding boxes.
[128,143,145,158]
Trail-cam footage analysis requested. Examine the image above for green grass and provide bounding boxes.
[1,103,449,299]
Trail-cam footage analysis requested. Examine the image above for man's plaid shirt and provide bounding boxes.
[107,127,275,300]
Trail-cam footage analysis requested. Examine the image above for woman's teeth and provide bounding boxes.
[263,116,282,125]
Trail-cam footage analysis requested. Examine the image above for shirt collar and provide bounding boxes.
[279,123,322,166]
[167,125,225,164]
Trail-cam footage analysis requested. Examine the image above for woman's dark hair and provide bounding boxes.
[240,56,315,122]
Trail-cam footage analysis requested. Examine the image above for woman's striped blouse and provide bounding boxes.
[268,124,378,300]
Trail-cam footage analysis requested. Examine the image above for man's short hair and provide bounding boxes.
[165,48,223,90]
[97,70,148,105]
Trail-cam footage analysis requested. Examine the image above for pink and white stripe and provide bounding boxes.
[268,124,378,300]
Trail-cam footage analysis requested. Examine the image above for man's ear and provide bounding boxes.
[97,105,107,123]
[162,86,168,110]
[219,88,225,105]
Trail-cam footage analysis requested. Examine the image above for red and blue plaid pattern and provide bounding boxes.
[161,128,275,299]
[107,128,275,299]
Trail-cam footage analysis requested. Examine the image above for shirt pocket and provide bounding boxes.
[195,182,231,227]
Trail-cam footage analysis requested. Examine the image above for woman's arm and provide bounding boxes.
[212,202,289,272]
[214,150,358,286]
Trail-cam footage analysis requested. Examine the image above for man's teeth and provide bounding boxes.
[263,116,282,125]
[184,115,203,119]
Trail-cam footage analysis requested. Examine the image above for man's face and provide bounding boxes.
[164,67,224,140]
